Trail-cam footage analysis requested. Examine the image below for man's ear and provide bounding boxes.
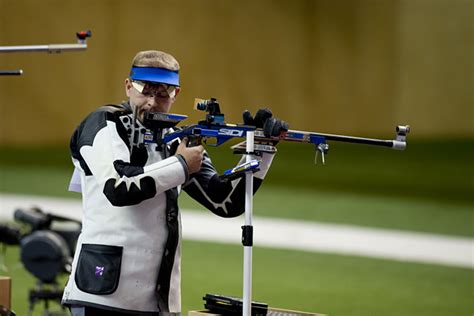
[171,87,181,101]
[124,78,132,97]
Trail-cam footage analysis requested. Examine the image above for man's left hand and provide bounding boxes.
[242,108,289,137]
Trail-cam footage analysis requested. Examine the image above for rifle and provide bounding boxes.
[140,97,410,165]
[0,30,91,76]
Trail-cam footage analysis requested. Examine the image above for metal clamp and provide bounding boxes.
[396,125,410,142]
[315,143,329,165]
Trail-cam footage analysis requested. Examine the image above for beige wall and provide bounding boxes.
[0,0,472,145]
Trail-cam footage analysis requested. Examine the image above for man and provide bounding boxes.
[62,50,287,315]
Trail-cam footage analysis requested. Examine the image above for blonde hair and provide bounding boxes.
[131,50,180,71]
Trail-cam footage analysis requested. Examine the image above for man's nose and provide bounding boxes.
[146,95,158,107]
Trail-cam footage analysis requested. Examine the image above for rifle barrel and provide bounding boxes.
[314,132,406,150]
[0,43,87,53]
[256,129,406,150]
[317,133,393,147]
[0,70,23,76]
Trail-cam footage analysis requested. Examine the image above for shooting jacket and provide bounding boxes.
[61,103,274,314]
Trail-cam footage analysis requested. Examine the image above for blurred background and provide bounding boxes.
[1,0,473,142]
[0,0,473,315]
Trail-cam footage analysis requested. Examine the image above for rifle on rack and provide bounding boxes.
[138,97,410,165]
[0,30,91,76]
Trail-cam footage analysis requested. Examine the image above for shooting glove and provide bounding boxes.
[234,108,289,155]
[243,108,289,137]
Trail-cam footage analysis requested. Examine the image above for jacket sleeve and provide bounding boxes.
[71,110,188,207]
[182,151,274,218]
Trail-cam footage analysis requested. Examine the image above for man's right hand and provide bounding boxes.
[176,137,204,174]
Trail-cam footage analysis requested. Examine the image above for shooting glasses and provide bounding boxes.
[131,80,177,98]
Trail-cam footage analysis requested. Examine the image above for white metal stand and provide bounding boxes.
[242,131,254,316]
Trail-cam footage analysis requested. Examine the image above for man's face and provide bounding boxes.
[125,78,180,122]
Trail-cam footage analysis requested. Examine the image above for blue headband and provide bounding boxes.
[129,67,180,86]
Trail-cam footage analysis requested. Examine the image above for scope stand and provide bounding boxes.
[28,280,68,316]
[242,131,255,316]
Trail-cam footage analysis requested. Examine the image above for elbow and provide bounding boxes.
[103,177,156,207]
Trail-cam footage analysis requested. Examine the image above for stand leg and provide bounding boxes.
[243,131,254,316]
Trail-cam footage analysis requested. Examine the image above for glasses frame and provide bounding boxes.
[131,80,177,98]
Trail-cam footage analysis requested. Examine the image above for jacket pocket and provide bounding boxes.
[75,244,123,295]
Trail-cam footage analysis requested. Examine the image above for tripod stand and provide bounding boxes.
[27,281,68,316]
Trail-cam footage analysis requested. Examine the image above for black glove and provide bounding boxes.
[243,108,289,137]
